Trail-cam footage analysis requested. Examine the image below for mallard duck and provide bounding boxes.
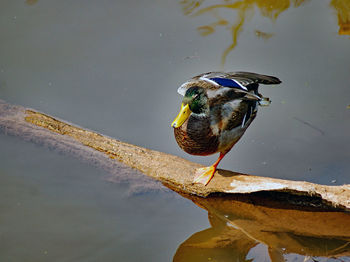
[171,71,281,185]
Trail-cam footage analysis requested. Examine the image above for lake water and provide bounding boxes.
[0,0,349,261]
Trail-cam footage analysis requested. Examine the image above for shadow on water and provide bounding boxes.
[180,0,350,66]
[172,191,350,261]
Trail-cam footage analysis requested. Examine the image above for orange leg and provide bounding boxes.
[193,152,226,186]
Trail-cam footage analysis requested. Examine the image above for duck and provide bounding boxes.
[171,71,281,186]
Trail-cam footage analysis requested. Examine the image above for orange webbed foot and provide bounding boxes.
[193,166,216,186]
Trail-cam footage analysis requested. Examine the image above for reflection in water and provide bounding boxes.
[180,0,350,66]
[173,192,350,261]
[255,30,274,40]
[331,0,350,35]
[25,0,38,5]
[180,0,309,66]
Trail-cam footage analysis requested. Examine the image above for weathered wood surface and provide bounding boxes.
[0,99,349,210]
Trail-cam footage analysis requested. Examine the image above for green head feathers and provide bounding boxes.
[183,86,208,114]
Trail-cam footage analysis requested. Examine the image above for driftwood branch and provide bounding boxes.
[0,99,349,210]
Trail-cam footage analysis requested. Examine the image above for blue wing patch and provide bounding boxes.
[209,77,248,91]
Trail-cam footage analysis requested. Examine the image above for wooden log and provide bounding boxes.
[0,99,349,210]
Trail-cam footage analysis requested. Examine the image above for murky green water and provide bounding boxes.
[1,0,350,261]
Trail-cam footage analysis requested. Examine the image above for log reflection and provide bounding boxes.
[174,192,350,261]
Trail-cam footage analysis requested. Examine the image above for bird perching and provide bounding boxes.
[171,72,281,185]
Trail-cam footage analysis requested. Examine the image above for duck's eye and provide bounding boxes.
[193,94,199,99]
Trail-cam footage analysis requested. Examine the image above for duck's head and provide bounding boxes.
[171,86,209,128]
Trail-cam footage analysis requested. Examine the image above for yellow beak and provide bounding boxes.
[171,103,191,128]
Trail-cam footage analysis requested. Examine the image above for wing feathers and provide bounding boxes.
[230,72,282,85]
[208,77,248,91]
[177,71,281,99]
